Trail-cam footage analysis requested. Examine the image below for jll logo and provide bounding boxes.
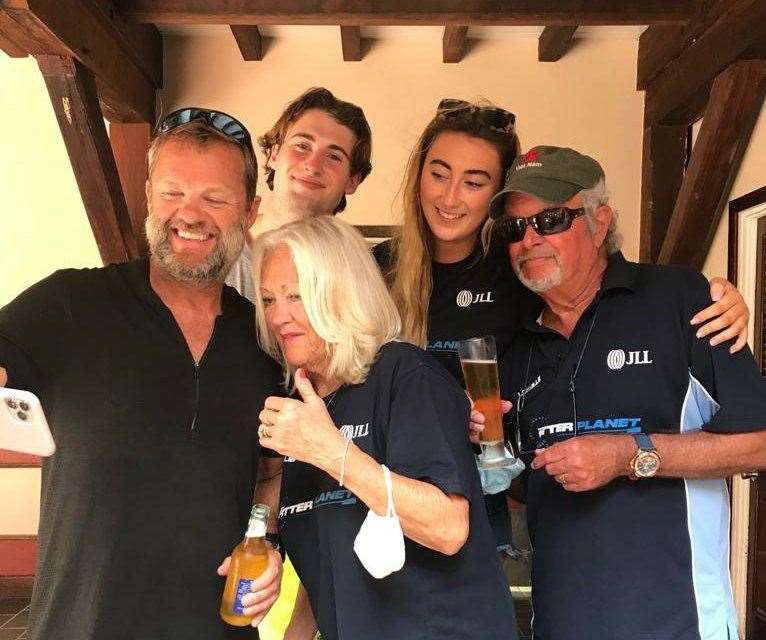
[456,290,495,308]
[607,349,653,370]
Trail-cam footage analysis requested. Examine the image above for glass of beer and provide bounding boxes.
[457,336,508,469]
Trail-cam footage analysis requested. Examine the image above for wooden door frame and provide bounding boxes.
[727,185,766,638]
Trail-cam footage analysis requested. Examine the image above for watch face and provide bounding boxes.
[635,451,660,478]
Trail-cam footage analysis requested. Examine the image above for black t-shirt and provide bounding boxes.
[278,341,517,640]
[501,252,766,640]
[0,260,282,640]
[374,240,537,383]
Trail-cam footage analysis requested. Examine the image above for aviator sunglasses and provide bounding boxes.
[155,107,254,152]
[437,98,516,134]
[496,206,586,244]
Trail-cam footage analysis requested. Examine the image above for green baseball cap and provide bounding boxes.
[489,146,604,219]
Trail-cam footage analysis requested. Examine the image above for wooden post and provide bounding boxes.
[657,60,766,267]
[109,122,151,257]
[639,120,688,263]
[37,55,140,265]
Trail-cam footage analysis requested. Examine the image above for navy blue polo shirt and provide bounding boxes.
[501,252,766,640]
[279,341,517,640]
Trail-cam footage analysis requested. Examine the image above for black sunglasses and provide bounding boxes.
[437,98,516,134]
[497,207,586,244]
[155,107,254,152]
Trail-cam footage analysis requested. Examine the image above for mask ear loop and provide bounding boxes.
[381,465,396,518]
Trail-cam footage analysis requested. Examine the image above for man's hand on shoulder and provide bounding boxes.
[531,434,634,492]
[0,366,7,387]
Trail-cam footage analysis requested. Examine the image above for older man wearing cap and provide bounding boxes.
[491,146,766,640]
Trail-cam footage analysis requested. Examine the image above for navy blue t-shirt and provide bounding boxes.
[374,240,537,383]
[501,252,766,640]
[278,341,518,640]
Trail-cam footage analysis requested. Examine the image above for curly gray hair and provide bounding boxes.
[580,178,622,254]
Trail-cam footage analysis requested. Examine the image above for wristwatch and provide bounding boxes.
[628,433,661,480]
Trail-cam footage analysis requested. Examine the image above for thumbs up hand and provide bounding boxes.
[258,368,346,470]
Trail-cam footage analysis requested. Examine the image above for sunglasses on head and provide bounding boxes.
[437,98,516,134]
[496,206,586,244]
[155,107,254,152]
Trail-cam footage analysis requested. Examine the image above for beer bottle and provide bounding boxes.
[220,503,271,626]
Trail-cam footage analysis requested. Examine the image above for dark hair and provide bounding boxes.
[258,87,372,213]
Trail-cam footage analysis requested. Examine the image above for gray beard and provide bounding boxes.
[144,215,245,285]
[512,259,563,293]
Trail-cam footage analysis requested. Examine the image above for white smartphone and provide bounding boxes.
[0,387,56,457]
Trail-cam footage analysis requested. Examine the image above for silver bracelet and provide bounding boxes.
[339,438,352,487]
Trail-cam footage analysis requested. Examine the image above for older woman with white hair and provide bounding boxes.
[250,216,517,640]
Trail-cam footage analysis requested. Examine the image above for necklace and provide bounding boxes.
[323,386,344,410]
[516,301,601,454]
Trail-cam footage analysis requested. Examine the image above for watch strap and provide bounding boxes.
[632,432,655,452]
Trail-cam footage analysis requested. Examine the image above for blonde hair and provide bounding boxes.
[385,102,520,346]
[251,216,401,388]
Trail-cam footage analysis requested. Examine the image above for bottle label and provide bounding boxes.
[233,579,253,615]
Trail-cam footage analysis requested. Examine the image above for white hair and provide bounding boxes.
[251,216,401,388]
[580,178,622,254]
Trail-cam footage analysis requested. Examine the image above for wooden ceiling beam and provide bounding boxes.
[643,0,766,126]
[636,25,685,90]
[538,25,577,61]
[340,26,361,61]
[0,0,161,123]
[37,55,140,265]
[0,30,25,56]
[230,25,263,60]
[116,0,695,26]
[657,60,766,268]
[0,10,28,56]
[443,25,467,63]
[636,0,730,90]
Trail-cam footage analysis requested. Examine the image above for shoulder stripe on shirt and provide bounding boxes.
[680,372,739,640]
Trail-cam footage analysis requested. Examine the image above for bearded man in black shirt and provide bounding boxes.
[0,110,283,640]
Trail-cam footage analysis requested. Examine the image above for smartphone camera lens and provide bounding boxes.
[19,401,30,412]
[5,399,18,410]
[17,411,28,421]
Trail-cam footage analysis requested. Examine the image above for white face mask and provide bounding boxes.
[478,447,526,495]
[353,464,405,579]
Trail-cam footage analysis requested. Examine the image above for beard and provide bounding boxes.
[512,251,563,293]
[144,214,246,285]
